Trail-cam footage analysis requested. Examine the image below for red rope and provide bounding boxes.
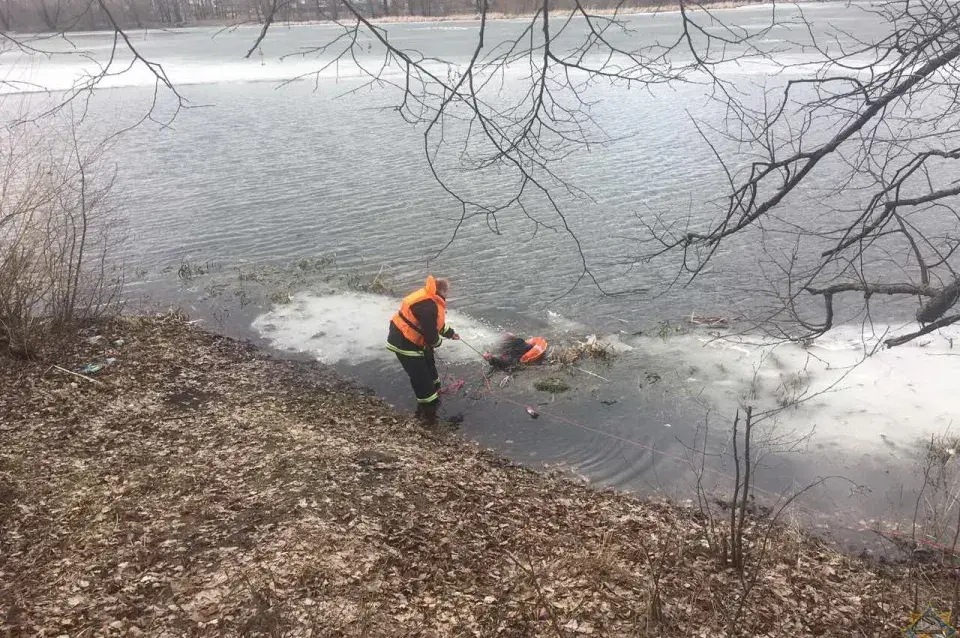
[439,379,465,395]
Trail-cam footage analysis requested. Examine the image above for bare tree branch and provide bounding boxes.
[885,314,960,348]
[245,0,288,59]
[630,0,960,346]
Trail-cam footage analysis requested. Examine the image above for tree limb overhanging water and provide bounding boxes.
[4,1,960,343]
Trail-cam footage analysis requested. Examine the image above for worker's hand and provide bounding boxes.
[450,332,460,340]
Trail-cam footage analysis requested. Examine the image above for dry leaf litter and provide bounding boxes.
[0,314,951,637]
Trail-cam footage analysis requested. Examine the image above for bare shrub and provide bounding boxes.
[0,118,125,357]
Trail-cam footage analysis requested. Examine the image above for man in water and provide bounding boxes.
[483,333,534,370]
[386,275,458,421]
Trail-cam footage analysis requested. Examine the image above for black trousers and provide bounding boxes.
[395,349,441,404]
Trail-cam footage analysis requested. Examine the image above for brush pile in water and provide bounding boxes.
[548,335,616,365]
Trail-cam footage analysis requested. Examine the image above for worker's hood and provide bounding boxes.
[424,275,438,296]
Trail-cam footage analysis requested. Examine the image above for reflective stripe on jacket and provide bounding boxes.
[386,276,456,357]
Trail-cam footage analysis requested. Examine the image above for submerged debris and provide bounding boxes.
[686,313,732,328]
[533,377,571,393]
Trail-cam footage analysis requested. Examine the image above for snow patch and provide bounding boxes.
[636,325,960,453]
[252,291,501,364]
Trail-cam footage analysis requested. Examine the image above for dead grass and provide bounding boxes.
[0,119,124,357]
[533,377,571,393]
[0,314,950,636]
[548,335,618,366]
[926,431,960,466]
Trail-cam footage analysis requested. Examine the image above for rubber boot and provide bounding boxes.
[415,399,440,426]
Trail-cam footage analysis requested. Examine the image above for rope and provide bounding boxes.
[455,336,488,359]
[439,379,464,395]
[436,355,960,556]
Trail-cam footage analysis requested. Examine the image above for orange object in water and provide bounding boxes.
[519,337,548,364]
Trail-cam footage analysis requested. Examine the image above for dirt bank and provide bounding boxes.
[0,314,951,636]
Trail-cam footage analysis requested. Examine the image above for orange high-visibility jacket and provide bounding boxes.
[389,276,452,351]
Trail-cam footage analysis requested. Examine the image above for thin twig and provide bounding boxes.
[573,366,610,383]
[50,364,103,385]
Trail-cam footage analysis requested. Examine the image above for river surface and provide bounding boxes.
[6,2,960,555]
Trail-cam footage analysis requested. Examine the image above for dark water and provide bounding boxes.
[2,1,909,330]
